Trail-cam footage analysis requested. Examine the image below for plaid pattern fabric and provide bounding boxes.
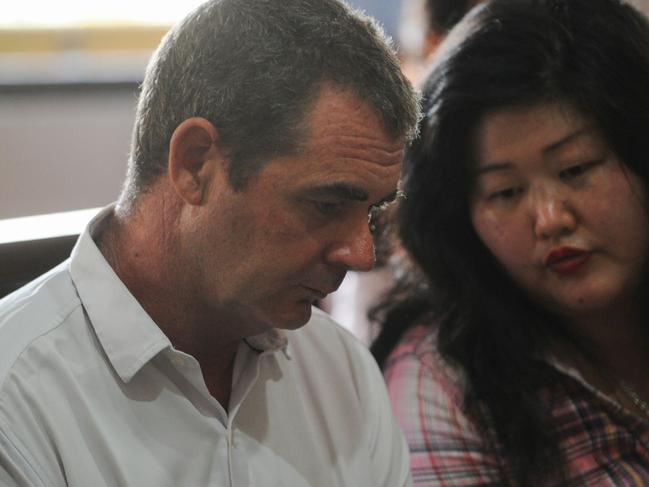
[384,324,649,486]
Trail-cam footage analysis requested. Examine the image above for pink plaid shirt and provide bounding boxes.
[384,324,649,486]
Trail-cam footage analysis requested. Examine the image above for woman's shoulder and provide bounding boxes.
[383,321,466,406]
[384,322,437,369]
[383,322,506,482]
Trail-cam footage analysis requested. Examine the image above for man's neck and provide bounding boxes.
[97,197,243,408]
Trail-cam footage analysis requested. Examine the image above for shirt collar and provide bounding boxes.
[70,205,290,381]
[69,205,171,383]
[245,329,289,356]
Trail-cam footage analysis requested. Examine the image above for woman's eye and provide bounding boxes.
[488,187,522,201]
[559,160,601,179]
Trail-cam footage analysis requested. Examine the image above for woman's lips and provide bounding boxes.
[545,247,592,276]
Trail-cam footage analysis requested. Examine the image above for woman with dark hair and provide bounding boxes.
[373,0,649,484]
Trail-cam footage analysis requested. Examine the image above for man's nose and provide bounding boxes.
[324,217,376,272]
[530,185,577,239]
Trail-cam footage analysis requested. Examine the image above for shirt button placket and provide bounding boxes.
[228,427,250,487]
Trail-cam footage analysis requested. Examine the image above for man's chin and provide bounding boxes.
[269,300,315,330]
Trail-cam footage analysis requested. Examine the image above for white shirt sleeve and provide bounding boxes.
[0,427,48,487]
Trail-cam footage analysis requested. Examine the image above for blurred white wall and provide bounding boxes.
[0,84,136,219]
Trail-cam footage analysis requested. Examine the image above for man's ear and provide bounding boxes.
[168,117,224,205]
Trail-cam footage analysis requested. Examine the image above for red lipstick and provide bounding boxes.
[545,247,592,276]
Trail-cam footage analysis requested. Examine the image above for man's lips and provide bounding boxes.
[544,247,592,275]
[302,286,328,299]
[302,273,346,298]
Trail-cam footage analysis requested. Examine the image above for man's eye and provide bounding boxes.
[312,201,343,215]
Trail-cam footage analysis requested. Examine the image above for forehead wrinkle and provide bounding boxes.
[337,152,403,167]
[316,128,401,148]
[317,135,403,167]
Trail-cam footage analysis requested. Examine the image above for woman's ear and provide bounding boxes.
[168,117,225,205]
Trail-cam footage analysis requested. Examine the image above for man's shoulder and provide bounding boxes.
[0,261,81,383]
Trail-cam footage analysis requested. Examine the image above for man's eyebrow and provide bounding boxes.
[372,190,399,208]
[306,183,369,201]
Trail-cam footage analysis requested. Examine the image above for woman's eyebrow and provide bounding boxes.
[475,127,597,176]
[542,127,594,155]
[475,161,514,176]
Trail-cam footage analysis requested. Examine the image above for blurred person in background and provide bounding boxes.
[373,0,649,484]
[399,0,484,81]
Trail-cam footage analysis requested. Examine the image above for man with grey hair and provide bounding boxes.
[0,0,419,485]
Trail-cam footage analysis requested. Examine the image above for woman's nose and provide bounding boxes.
[530,186,577,239]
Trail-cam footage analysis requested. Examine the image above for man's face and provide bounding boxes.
[187,85,404,332]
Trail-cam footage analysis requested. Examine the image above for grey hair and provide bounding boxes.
[121,0,419,205]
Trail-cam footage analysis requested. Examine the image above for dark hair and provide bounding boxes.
[373,0,649,483]
[425,0,477,33]
[123,0,419,203]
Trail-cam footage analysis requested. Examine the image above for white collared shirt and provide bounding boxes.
[0,207,411,487]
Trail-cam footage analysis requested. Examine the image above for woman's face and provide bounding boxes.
[470,103,649,324]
